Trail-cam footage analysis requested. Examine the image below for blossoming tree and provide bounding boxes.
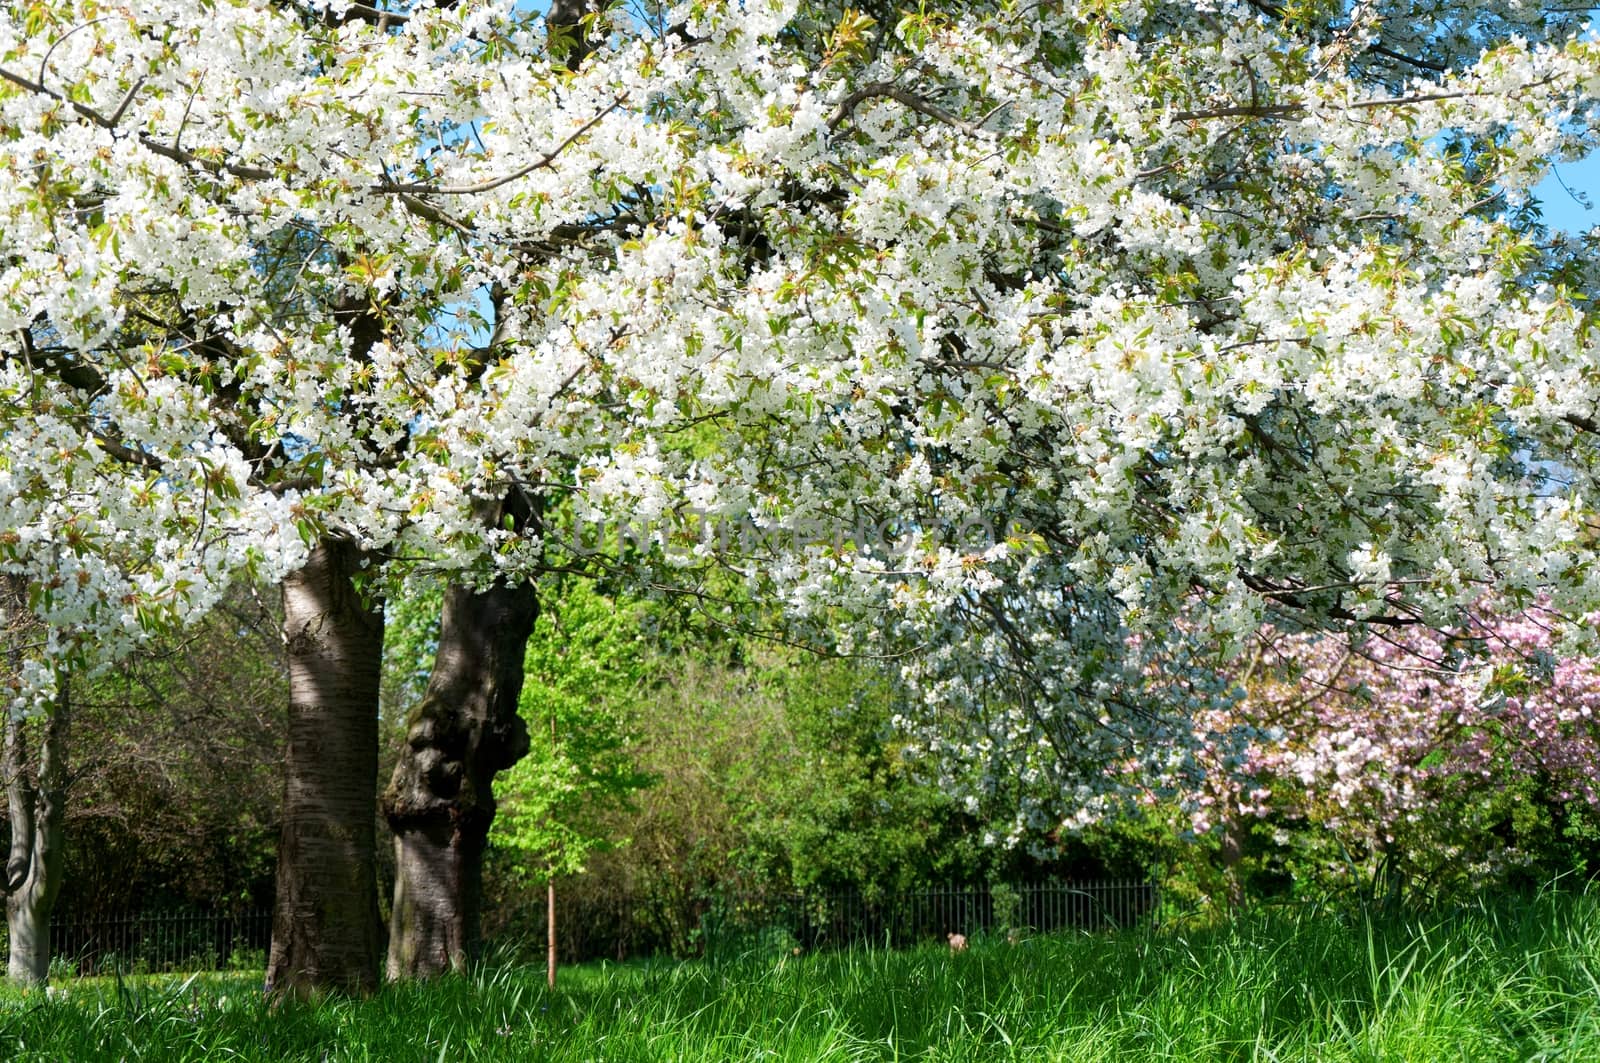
[4,0,1600,993]
[1,575,69,985]
[1181,611,1600,903]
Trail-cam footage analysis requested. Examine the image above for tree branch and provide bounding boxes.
[1174,78,1555,122]
[377,96,626,196]
[829,81,989,136]
[0,65,622,199]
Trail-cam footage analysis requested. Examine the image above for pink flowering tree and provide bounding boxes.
[1185,611,1600,904]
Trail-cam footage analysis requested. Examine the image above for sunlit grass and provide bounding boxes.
[1,891,1596,1061]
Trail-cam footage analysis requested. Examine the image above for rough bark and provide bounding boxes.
[266,537,386,998]
[3,675,69,986]
[382,500,538,979]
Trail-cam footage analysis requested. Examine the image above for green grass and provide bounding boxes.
[2,892,1597,1061]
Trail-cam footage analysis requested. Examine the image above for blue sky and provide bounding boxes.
[1509,7,1598,235]
[1533,153,1599,235]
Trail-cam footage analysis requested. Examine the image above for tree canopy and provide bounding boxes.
[3,0,1599,830]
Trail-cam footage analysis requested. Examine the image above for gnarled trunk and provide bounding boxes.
[382,576,537,978]
[3,676,69,986]
[382,497,538,979]
[267,537,386,998]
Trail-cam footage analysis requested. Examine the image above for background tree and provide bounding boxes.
[2,576,68,985]
[489,578,652,985]
[57,584,285,918]
[1182,610,1600,907]
[2,576,286,982]
[480,587,1134,962]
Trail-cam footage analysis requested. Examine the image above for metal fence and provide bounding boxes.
[0,909,273,977]
[10,880,1155,974]
[704,879,1159,955]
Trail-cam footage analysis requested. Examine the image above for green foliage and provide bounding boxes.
[480,581,1170,961]
[4,892,1599,1060]
[489,578,653,881]
[378,572,443,727]
[225,948,267,974]
[1161,784,1600,918]
[488,647,795,959]
[734,649,989,898]
[37,583,285,917]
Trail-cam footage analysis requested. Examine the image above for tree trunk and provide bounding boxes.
[267,537,386,998]
[382,498,538,979]
[4,675,69,986]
